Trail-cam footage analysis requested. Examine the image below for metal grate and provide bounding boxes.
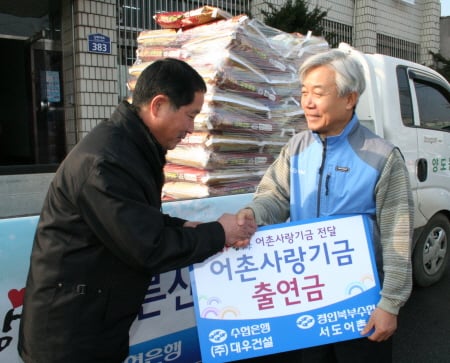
[319,19,353,48]
[377,33,420,63]
[117,0,251,100]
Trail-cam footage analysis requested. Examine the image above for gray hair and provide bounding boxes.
[299,49,366,97]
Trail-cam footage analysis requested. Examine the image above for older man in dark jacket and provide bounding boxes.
[18,58,256,363]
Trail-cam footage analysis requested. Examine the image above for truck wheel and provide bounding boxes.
[413,213,449,287]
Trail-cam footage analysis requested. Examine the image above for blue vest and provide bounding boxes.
[289,114,394,221]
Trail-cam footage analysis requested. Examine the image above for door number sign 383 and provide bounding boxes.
[87,33,111,55]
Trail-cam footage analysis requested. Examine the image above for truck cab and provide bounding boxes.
[344,43,450,286]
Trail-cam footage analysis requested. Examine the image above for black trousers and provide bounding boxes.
[240,337,392,363]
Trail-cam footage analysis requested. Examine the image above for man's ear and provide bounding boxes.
[138,94,168,129]
[150,94,169,116]
[346,91,358,110]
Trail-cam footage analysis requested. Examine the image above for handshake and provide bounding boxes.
[218,208,257,249]
[183,208,258,249]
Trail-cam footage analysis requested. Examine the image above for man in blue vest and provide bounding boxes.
[238,49,414,362]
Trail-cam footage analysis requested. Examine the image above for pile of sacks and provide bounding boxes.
[128,7,329,200]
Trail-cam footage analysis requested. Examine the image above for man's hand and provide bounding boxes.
[218,211,257,249]
[361,307,397,342]
[236,208,256,226]
[230,208,257,248]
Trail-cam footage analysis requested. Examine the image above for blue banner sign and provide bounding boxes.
[0,194,254,363]
[190,214,381,362]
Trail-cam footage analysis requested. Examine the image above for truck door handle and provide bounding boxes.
[417,158,427,182]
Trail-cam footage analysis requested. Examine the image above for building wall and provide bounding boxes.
[440,16,450,59]
[353,0,377,52]
[61,0,117,151]
[420,0,441,65]
[60,0,442,148]
[314,0,357,25]
[251,0,440,65]
[376,0,422,44]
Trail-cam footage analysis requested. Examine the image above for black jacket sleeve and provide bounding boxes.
[77,158,225,275]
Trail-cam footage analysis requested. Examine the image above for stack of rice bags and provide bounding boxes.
[128,7,329,200]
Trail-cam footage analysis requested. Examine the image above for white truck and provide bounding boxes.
[341,43,450,287]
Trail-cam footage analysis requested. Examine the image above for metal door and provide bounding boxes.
[30,38,66,164]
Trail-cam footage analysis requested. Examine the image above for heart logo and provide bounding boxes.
[8,288,25,309]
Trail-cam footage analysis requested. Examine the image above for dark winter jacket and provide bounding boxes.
[18,101,225,363]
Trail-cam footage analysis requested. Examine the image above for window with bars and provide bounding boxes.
[316,19,421,65]
[319,19,353,48]
[377,33,420,63]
